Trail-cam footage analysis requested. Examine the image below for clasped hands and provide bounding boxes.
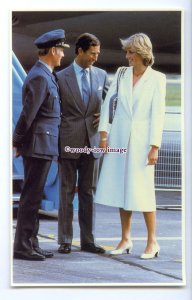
[13,147,20,158]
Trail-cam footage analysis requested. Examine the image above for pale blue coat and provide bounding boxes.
[94,66,166,211]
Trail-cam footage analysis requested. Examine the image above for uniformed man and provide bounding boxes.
[13,29,69,261]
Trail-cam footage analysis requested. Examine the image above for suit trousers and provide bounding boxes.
[14,157,51,253]
[58,154,99,246]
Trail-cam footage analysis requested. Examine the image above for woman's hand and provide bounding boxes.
[147,146,159,165]
[99,131,108,153]
[99,139,108,152]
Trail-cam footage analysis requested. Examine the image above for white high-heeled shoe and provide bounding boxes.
[140,244,160,259]
[107,241,133,255]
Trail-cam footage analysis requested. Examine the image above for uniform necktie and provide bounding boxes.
[81,69,90,107]
[52,71,58,83]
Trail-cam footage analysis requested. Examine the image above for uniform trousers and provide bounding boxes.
[14,157,51,254]
[58,154,99,246]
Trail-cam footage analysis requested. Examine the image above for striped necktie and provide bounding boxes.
[81,69,90,107]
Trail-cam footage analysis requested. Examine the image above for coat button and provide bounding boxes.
[46,131,50,135]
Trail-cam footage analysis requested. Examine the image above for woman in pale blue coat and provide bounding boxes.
[94,33,166,259]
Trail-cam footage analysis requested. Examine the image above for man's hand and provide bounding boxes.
[93,113,100,128]
[13,147,20,158]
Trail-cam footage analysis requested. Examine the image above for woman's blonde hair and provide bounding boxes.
[120,33,154,66]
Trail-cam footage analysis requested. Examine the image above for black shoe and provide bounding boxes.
[14,250,45,261]
[33,247,54,258]
[58,243,71,254]
[81,243,105,254]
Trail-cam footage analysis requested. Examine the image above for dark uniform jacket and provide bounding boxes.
[57,64,109,159]
[13,61,61,159]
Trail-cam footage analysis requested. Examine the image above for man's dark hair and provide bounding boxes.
[38,48,50,56]
[75,33,100,54]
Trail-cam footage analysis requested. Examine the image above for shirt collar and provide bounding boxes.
[39,59,53,73]
[73,60,90,74]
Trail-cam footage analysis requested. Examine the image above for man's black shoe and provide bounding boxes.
[14,250,45,261]
[34,247,54,258]
[81,243,105,254]
[58,243,71,254]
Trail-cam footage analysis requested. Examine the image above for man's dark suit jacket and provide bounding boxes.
[57,64,109,159]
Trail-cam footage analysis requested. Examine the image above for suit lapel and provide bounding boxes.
[37,61,58,88]
[132,66,153,112]
[133,66,152,92]
[120,67,133,115]
[65,65,86,114]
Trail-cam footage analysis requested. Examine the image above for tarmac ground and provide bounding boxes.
[12,191,184,286]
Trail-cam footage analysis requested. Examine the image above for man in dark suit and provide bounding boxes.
[13,29,69,261]
[57,33,109,254]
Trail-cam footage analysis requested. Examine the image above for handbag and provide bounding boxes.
[109,66,127,124]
